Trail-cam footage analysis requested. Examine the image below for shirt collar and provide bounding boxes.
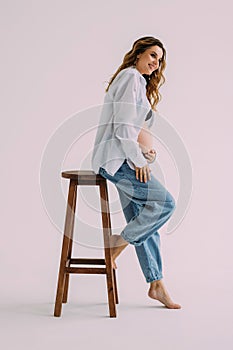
[130,66,147,87]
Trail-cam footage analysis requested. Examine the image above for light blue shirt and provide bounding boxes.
[91,66,156,176]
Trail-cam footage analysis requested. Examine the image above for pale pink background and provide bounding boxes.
[0,0,232,349]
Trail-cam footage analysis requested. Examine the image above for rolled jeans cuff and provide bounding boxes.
[120,230,145,247]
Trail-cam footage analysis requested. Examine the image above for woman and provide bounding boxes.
[91,36,181,309]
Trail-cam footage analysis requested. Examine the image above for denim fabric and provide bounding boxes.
[99,159,176,283]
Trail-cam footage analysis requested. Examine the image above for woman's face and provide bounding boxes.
[135,45,163,75]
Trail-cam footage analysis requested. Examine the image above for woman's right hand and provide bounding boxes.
[134,164,151,183]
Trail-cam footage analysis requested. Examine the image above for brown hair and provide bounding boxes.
[105,36,167,111]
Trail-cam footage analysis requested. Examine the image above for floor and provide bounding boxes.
[1,247,232,350]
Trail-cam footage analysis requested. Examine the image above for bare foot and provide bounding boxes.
[109,234,129,269]
[148,279,181,309]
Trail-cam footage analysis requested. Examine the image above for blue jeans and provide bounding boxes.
[99,159,176,283]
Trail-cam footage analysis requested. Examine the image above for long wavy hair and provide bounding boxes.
[105,36,167,111]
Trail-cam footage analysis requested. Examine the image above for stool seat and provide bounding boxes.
[61,170,105,185]
[54,169,119,318]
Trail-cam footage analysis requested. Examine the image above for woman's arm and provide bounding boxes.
[112,71,148,168]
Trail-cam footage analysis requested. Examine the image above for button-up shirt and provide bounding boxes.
[91,66,156,176]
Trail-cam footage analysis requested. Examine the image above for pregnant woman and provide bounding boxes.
[91,36,181,309]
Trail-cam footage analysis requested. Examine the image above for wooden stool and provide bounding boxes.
[54,170,119,318]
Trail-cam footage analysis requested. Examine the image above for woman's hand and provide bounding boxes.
[143,148,157,163]
[134,164,151,183]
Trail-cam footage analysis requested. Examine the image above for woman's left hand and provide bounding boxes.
[143,149,157,163]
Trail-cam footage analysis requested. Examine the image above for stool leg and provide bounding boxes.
[101,181,119,306]
[99,181,117,318]
[101,182,119,305]
[54,180,77,317]
[113,269,119,304]
[63,183,77,303]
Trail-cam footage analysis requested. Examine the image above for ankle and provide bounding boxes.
[116,235,129,247]
[150,279,163,288]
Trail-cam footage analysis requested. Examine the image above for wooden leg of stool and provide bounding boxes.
[99,180,117,318]
[101,182,119,305]
[54,180,77,317]
[63,183,77,303]
[113,269,119,304]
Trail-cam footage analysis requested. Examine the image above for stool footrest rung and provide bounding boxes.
[69,258,106,265]
[65,267,106,274]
